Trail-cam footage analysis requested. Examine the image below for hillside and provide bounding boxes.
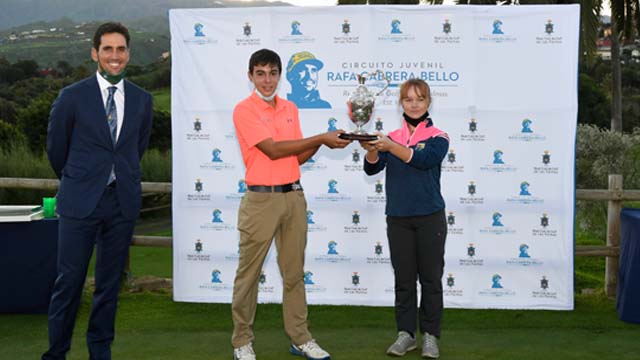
[0,20,168,67]
[0,0,290,31]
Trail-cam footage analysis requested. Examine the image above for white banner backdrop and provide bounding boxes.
[170,5,579,309]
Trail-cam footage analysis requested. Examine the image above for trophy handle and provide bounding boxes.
[370,70,391,96]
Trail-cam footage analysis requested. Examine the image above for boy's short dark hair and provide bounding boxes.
[93,22,130,50]
[249,49,282,74]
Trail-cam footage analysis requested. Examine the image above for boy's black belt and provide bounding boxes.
[248,180,302,193]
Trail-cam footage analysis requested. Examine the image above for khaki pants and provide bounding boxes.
[231,190,312,348]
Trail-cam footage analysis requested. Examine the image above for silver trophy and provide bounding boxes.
[339,70,391,141]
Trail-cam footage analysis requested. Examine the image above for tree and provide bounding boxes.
[608,0,640,132]
[149,109,172,151]
[0,119,25,152]
[15,91,57,152]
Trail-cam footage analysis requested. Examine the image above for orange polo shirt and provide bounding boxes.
[233,92,303,186]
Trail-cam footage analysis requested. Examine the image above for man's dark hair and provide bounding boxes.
[93,22,130,50]
[249,49,282,74]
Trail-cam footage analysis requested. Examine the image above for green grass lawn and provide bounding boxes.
[2,227,636,359]
[152,88,170,113]
[2,291,639,359]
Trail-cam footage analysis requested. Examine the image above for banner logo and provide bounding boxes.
[291,20,302,35]
[344,210,368,233]
[545,20,554,35]
[351,211,360,225]
[541,276,549,289]
[390,19,402,34]
[444,272,463,296]
[479,19,515,43]
[448,149,456,163]
[351,272,360,285]
[304,269,327,293]
[184,23,217,45]
[304,271,315,285]
[352,149,361,163]
[328,117,338,131]
[187,117,210,141]
[306,209,327,232]
[211,148,222,162]
[443,149,464,172]
[459,242,483,266]
[507,181,544,204]
[534,150,559,174]
[508,244,543,266]
[491,274,503,288]
[492,19,504,35]
[211,269,222,283]
[375,117,384,131]
[443,19,452,34]
[279,20,314,43]
[334,18,359,44]
[480,211,515,235]
[461,118,485,142]
[212,209,223,223]
[328,179,339,193]
[509,118,546,141]
[375,241,383,255]
[378,18,415,42]
[327,240,339,255]
[342,19,351,34]
[367,240,390,264]
[492,212,503,227]
[434,18,461,44]
[537,19,563,44]
[533,212,557,237]
[532,275,558,298]
[519,243,530,258]
[460,180,484,205]
[479,273,515,297]
[286,51,331,109]
[187,239,210,261]
[194,23,205,37]
[541,213,549,227]
[236,21,261,46]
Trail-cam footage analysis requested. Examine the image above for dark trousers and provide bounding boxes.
[42,186,135,360]
[387,210,446,337]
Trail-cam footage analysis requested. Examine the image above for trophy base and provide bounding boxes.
[338,133,378,141]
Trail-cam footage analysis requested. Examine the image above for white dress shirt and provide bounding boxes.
[96,72,125,141]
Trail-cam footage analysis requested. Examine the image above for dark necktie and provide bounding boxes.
[106,86,118,145]
[106,86,117,185]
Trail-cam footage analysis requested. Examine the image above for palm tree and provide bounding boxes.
[608,0,639,132]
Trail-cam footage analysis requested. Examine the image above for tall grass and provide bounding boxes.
[0,141,56,204]
[0,142,171,204]
[140,148,172,182]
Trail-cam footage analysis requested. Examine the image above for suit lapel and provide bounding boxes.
[118,80,138,149]
[86,77,115,149]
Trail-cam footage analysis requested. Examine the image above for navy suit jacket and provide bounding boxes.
[47,76,153,220]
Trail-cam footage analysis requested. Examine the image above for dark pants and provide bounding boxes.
[387,210,446,337]
[42,186,135,360]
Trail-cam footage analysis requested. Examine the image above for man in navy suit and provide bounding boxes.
[42,22,153,360]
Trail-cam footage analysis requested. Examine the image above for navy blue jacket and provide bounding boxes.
[364,119,449,217]
[47,76,153,220]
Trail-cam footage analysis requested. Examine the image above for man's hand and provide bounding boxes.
[323,130,352,149]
